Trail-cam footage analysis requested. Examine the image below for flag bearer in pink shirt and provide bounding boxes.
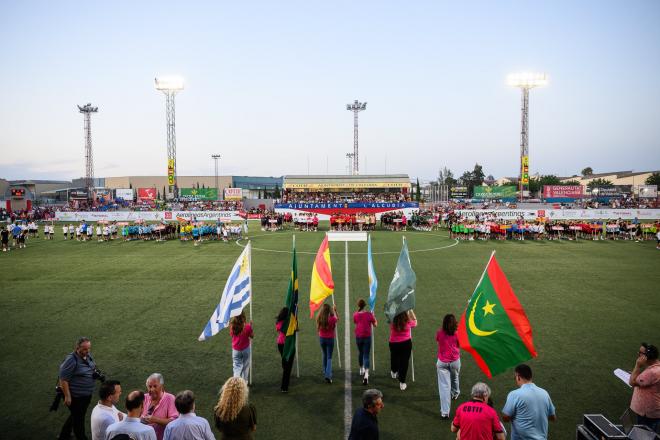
[354,298,377,385]
[230,311,254,382]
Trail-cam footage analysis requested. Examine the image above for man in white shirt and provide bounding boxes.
[91,380,125,440]
[105,390,156,440]
[163,390,215,440]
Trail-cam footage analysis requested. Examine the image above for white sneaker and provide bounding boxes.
[391,371,398,379]
[399,382,407,391]
[359,367,365,376]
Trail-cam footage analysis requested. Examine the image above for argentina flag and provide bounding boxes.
[368,234,378,311]
[198,242,252,341]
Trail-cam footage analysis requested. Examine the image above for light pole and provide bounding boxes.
[77,103,98,200]
[212,154,221,200]
[155,76,184,199]
[507,72,547,201]
[345,153,354,175]
[346,99,367,175]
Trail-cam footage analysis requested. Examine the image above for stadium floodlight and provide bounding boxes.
[212,154,221,200]
[346,99,367,175]
[508,71,547,201]
[154,76,185,91]
[155,75,185,198]
[78,103,99,200]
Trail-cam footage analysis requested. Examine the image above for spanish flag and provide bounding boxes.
[309,236,334,317]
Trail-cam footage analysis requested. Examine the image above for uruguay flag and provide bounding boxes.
[198,242,252,341]
[368,234,378,311]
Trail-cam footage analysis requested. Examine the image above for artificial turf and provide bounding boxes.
[1,223,658,439]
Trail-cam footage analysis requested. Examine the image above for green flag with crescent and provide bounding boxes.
[457,252,537,378]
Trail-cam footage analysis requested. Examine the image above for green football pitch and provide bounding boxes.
[1,223,658,439]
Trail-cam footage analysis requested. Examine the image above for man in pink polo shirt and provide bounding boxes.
[451,382,505,440]
[141,373,178,440]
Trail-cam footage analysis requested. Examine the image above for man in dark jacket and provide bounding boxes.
[349,389,384,440]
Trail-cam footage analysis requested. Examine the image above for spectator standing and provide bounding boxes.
[91,380,125,440]
[348,389,384,440]
[214,377,256,440]
[501,364,556,440]
[451,382,505,440]
[629,343,660,431]
[58,337,99,440]
[436,313,461,418]
[105,390,156,440]
[163,390,215,440]
[230,311,254,382]
[141,373,179,440]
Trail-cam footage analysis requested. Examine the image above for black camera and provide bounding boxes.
[92,368,106,383]
[49,385,64,412]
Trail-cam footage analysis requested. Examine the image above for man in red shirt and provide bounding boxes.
[451,382,505,440]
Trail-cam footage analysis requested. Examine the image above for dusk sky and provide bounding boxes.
[1,0,659,182]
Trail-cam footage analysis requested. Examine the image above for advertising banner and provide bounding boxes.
[473,186,518,200]
[69,190,89,200]
[115,188,134,201]
[55,211,243,222]
[542,185,584,199]
[284,182,411,190]
[224,188,243,200]
[167,159,175,186]
[636,185,657,198]
[453,209,660,220]
[137,188,157,201]
[521,156,529,184]
[179,188,218,201]
[275,202,419,220]
[450,186,468,198]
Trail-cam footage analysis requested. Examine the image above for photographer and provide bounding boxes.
[57,337,103,440]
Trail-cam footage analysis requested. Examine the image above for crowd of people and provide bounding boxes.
[282,191,412,203]
[55,321,659,440]
[329,213,377,231]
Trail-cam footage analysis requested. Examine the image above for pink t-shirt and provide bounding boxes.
[318,314,338,339]
[141,391,179,440]
[276,320,286,345]
[230,323,253,351]
[631,363,660,418]
[452,400,503,440]
[389,319,417,343]
[353,311,376,338]
[436,329,460,363]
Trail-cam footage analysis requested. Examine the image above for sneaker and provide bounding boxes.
[359,367,365,376]
[451,393,459,400]
[363,377,368,385]
[325,377,332,384]
[399,382,407,391]
[280,389,288,393]
[441,414,449,419]
[390,371,398,379]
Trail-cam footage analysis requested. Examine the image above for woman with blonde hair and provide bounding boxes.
[316,303,339,383]
[214,377,256,439]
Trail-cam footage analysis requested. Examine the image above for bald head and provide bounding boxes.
[125,390,145,416]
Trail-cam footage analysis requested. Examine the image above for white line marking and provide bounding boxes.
[344,241,352,439]
[236,231,459,255]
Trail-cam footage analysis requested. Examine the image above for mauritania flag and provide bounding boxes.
[282,242,298,361]
[383,237,416,323]
[198,242,252,341]
[309,235,334,318]
[367,234,378,311]
[457,252,536,378]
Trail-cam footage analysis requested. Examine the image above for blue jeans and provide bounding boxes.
[356,337,371,369]
[436,358,461,415]
[319,337,334,379]
[232,347,251,382]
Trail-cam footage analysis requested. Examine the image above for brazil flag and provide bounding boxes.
[457,252,536,378]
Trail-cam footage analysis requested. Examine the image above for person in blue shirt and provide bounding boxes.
[502,364,556,440]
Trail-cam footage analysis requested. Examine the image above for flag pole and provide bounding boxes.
[294,235,300,378]
[331,289,342,368]
[248,241,253,385]
[371,313,376,372]
[403,235,415,382]
[471,250,496,298]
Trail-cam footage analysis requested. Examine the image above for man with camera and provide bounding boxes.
[58,337,104,440]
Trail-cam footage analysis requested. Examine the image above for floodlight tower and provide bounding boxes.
[345,153,354,175]
[78,103,98,198]
[507,72,547,201]
[212,154,221,199]
[346,99,367,175]
[155,76,184,198]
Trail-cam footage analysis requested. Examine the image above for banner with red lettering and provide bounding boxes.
[542,185,584,199]
[138,188,157,201]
